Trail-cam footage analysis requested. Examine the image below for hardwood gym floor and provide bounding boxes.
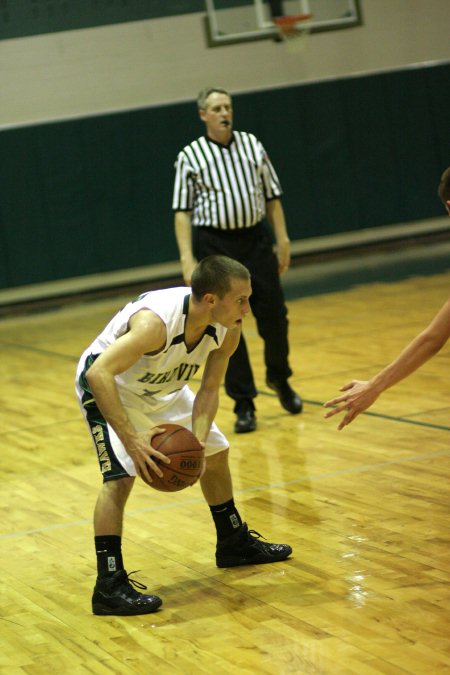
[1,243,449,674]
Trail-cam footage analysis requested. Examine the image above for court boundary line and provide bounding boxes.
[301,398,450,432]
[1,447,448,541]
[0,341,80,360]
[1,218,448,308]
[0,336,449,434]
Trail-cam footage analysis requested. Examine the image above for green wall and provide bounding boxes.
[0,0,204,40]
[0,62,448,290]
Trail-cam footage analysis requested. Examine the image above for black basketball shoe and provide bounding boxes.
[216,523,292,568]
[92,570,162,615]
[266,379,303,414]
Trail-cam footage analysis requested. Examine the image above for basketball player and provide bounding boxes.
[324,166,450,429]
[76,255,292,616]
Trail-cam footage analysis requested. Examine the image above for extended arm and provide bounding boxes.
[324,296,450,429]
[266,198,291,274]
[174,210,197,285]
[85,310,170,482]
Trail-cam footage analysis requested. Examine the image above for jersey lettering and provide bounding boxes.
[137,363,200,386]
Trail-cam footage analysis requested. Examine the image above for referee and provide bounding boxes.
[172,86,302,433]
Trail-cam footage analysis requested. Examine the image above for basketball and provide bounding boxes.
[149,423,204,492]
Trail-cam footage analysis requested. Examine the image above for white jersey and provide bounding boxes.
[77,286,227,407]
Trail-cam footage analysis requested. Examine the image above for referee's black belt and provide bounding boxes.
[196,222,264,237]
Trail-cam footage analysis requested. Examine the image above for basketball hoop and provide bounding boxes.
[273,13,313,53]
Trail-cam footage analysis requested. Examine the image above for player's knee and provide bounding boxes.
[101,476,135,504]
[204,447,229,474]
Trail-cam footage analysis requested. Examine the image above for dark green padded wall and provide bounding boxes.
[0,62,448,289]
[0,104,198,287]
[0,0,204,40]
[236,64,449,236]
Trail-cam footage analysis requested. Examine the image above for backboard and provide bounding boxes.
[204,0,361,46]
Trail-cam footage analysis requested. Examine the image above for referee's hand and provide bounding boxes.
[276,240,291,274]
[181,258,198,286]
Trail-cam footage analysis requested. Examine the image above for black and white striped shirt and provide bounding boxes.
[172,131,283,230]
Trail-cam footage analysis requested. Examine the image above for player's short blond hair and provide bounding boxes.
[191,255,249,300]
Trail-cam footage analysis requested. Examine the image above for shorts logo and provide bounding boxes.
[92,424,112,474]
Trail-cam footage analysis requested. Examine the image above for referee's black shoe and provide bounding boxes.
[266,379,303,414]
[92,570,162,615]
[234,399,256,433]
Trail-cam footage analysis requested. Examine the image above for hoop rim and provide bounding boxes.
[273,13,313,27]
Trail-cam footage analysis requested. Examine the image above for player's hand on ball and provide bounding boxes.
[148,424,204,492]
[128,427,171,485]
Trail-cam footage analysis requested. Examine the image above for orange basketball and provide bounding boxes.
[149,424,204,492]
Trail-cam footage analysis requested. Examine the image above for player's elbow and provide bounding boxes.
[198,382,220,399]
[85,363,102,390]
[420,330,448,356]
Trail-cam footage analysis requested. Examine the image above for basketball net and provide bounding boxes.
[273,13,313,53]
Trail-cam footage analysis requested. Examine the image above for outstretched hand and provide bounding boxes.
[323,380,380,430]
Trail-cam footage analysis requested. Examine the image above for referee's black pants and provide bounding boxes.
[194,222,293,408]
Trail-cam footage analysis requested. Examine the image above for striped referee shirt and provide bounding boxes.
[172,131,283,230]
